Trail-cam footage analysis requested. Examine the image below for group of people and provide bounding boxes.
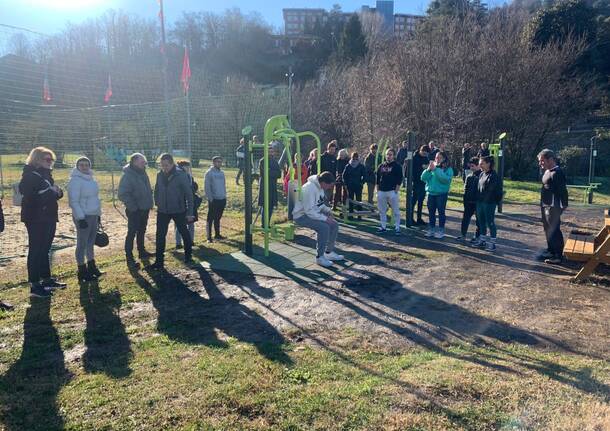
[10,147,229,298]
[0,139,571,303]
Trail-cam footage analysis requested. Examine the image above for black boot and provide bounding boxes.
[87,260,104,278]
[78,265,94,282]
[126,255,140,269]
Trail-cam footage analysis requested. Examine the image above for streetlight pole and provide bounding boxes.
[286,66,294,122]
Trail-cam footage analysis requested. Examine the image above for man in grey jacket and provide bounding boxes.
[118,153,154,267]
[204,156,227,242]
[150,153,195,269]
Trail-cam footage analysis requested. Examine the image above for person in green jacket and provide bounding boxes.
[421,151,453,239]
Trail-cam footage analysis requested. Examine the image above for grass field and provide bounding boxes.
[1,255,608,430]
[0,153,609,430]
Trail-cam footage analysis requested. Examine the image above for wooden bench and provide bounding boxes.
[564,209,610,281]
[566,183,601,205]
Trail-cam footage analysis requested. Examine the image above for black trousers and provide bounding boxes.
[411,182,426,221]
[25,221,56,283]
[347,186,363,215]
[236,167,244,183]
[542,206,564,256]
[461,202,480,237]
[156,212,192,263]
[207,199,226,238]
[125,209,149,257]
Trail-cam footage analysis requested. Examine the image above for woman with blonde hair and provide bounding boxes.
[19,146,65,297]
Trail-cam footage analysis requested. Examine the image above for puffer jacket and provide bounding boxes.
[117,164,154,212]
[154,166,194,217]
[67,168,101,220]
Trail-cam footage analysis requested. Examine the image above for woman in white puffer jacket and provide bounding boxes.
[67,156,103,282]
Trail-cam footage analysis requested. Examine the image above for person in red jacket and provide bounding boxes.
[0,199,14,311]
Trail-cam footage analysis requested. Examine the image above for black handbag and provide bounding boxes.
[95,221,109,248]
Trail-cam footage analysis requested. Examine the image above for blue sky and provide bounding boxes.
[1,0,433,35]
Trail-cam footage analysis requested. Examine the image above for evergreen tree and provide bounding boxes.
[338,15,367,63]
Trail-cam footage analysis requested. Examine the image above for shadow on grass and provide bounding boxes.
[80,280,132,378]
[0,297,71,431]
[129,263,292,365]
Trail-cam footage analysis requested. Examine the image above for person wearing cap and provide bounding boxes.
[204,156,227,242]
[292,171,344,267]
[67,156,103,282]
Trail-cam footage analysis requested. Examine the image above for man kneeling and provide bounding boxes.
[293,172,344,267]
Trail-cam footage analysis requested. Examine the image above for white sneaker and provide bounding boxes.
[424,229,434,237]
[324,251,344,261]
[434,229,445,239]
[316,256,334,267]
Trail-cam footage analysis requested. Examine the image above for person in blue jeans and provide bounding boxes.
[421,151,453,239]
[474,156,503,251]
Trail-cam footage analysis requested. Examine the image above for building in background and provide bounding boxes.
[283,2,424,38]
[375,1,395,33]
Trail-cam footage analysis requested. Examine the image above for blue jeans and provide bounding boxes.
[427,193,448,229]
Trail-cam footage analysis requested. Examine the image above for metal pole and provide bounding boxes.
[405,132,414,228]
[498,137,505,214]
[186,90,192,161]
[244,132,253,256]
[286,66,294,122]
[588,136,596,204]
[159,0,172,154]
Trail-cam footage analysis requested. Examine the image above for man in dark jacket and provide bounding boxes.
[320,140,338,202]
[477,142,490,158]
[118,152,155,267]
[0,199,14,310]
[538,149,569,264]
[396,140,409,170]
[410,145,430,225]
[150,153,195,269]
[235,138,245,185]
[364,144,378,204]
[427,140,439,161]
[461,143,472,182]
[459,157,481,241]
[258,145,283,227]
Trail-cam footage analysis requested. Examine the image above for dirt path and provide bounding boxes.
[2,200,609,359]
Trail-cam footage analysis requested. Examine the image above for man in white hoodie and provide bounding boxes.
[292,171,344,267]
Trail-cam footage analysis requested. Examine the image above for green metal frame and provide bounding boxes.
[249,115,322,256]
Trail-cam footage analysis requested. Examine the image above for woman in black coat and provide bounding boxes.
[19,147,66,297]
[342,152,367,219]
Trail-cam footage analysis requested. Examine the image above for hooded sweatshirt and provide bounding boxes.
[343,159,366,190]
[67,168,101,220]
[292,175,332,222]
[204,165,227,201]
[421,165,454,195]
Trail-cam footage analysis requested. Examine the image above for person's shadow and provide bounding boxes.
[0,297,71,431]
[130,265,292,365]
[80,280,132,378]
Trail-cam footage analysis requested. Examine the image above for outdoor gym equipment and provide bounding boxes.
[489,132,507,213]
[243,115,322,257]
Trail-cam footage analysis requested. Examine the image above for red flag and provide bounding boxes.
[42,76,51,103]
[104,74,112,103]
[180,47,191,94]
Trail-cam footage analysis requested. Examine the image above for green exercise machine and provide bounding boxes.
[243,115,322,257]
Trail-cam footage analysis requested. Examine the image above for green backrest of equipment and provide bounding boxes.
[489,143,500,168]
